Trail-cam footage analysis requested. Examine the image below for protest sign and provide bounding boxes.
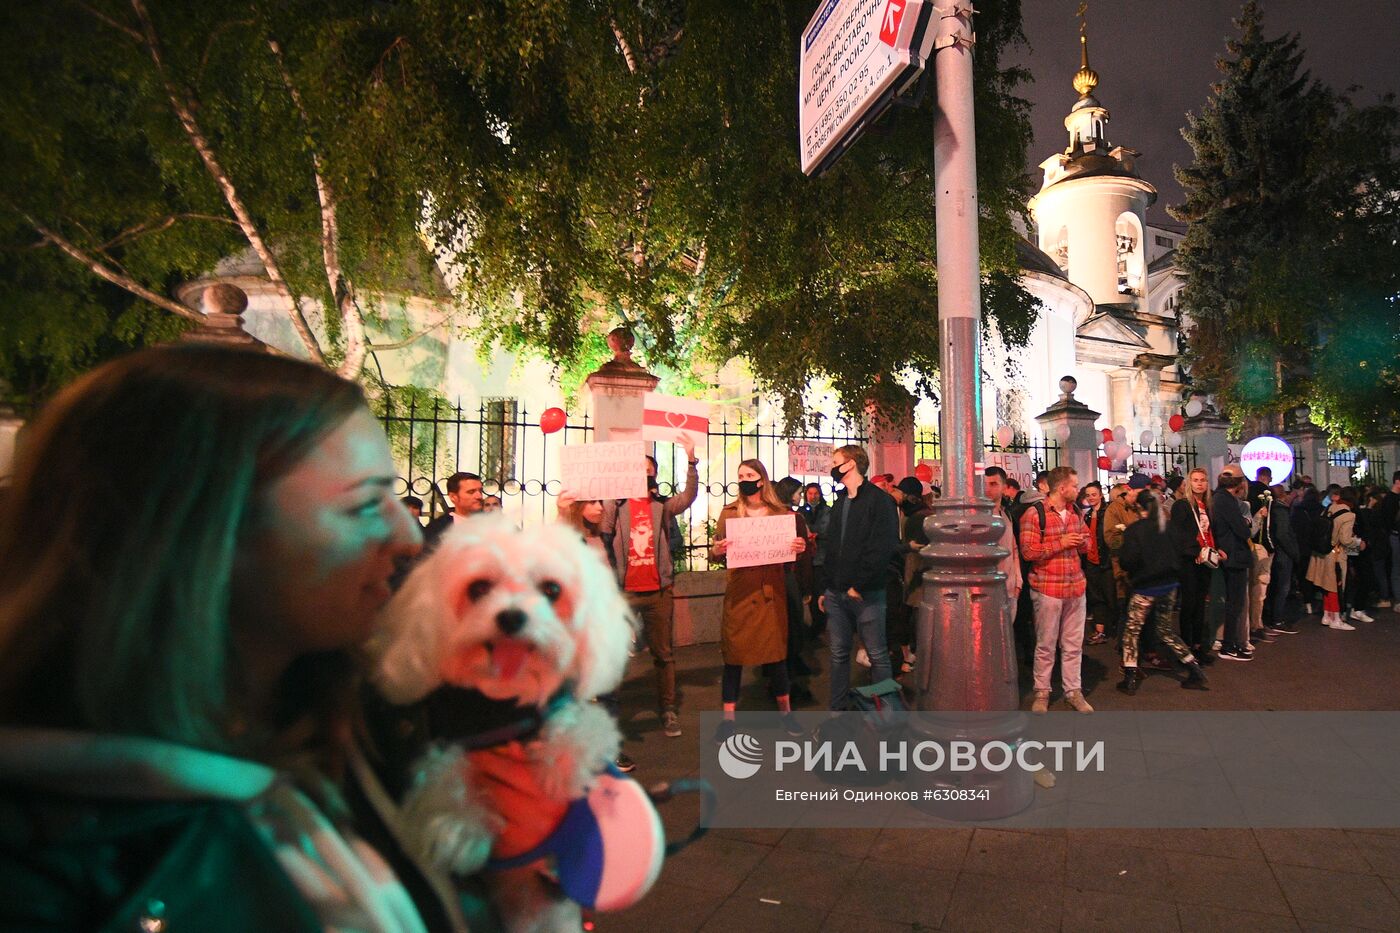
[642,392,710,448]
[789,440,835,477]
[725,514,797,569]
[559,441,646,501]
[985,452,1032,489]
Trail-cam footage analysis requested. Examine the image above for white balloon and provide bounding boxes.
[1167,432,1183,447]
[1113,425,1127,444]
[1185,399,1204,418]
[995,424,1016,448]
[1140,430,1154,447]
[1053,422,1071,443]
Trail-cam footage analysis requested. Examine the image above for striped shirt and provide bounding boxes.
[1020,502,1089,599]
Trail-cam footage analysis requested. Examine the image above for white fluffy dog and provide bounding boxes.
[370,513,636,881]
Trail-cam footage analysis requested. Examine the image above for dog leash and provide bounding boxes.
[646,777,716,857]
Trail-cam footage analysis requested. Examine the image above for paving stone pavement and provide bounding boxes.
[598,603,1400,932]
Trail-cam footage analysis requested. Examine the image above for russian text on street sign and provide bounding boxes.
[559,441,647,501]
[799,0,938,176]
[725,514,798,569]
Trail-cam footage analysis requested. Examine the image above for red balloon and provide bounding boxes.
[915,463,933,483]
[1101,428,1114,442]
[1168,414,1185,433]
[1097,456,1112,470]
[540,407,567,435]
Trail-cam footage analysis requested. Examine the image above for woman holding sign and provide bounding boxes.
[710,460,807,743]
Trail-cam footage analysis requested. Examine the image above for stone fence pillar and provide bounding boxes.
[582,326,658,442]
[1035,376,1101,481]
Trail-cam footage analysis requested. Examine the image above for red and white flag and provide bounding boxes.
[641,392,710,448]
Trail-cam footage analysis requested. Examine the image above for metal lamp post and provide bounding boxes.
[911,1,1031,819]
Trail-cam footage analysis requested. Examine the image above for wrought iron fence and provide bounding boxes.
[1325,448,1389,487]
[375,398,866,571]
[1096,441,1196,489]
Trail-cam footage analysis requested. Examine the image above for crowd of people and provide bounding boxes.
[8,344,1393,929]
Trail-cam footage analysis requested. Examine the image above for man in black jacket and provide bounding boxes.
[1263,484,1301,634]
[1213,472,1254,660]
[819,444,902,709]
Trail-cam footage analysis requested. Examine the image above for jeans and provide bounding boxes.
[1030,590,1087,694]
[626,587,677,713]
[824,589,890,710]
[1265,551,1293,626]
[1220,567,1248,651]
[1122,588,1195,668]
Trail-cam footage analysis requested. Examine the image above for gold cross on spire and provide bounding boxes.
[1073,2,1100,98]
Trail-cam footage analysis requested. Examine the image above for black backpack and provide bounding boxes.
[1311,509,1337,556]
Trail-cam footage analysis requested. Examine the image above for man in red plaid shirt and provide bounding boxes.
[1020,466,1094,714]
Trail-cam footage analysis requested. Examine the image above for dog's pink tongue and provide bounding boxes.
[493,639,529,679]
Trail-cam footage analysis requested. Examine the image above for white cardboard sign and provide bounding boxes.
[985,452,1033,490]
[559,441,647,501]
[725,514,797,569]
[789,440,835,477]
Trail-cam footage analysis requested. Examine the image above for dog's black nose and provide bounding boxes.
[495,608,528,635]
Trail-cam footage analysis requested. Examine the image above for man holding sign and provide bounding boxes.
[710,459,807,742]
[600,435,699,738]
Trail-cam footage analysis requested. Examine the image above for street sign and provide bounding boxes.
[799,0,938,176]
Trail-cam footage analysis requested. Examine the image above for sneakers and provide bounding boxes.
[1086,630,1111,646]
[1182,663,1209,691]
[780,713,805,737]
[1264,623,1296,635]
[1250,630,1275,645]
[1325,614,1356,631]
[1350,609,1376,623]
[712,719,735,745]
[1218,646,1253,661]
[1064,690,1094,714]
[662,711,682,737]
[615,753,637,773]
[1030,690,1050,714]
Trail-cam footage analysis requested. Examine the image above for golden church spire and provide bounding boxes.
[1073,2,1100,98]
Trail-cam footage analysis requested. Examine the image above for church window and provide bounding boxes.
[1155,235,1173,248]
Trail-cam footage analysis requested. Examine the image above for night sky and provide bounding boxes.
[1008,0,1399,223]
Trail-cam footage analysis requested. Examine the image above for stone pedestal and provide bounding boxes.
[582,327,659,442]
[181,283,268,352]
[1184,410,1232,475]
[1282,421,1329,485]
[1035,377,1102,481]
[1364,432,1399,483]
[864,384,915,480]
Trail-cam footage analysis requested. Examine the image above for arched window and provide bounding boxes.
[1115,213,1145,297]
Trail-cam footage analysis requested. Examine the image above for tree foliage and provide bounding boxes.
[3,0,1040,423]
[421,0,1041,424]
[1170,0,1400,438]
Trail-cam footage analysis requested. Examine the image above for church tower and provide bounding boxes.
[1027,10,1156,311]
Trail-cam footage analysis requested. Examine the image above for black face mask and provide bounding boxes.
[738,479,761,497]
[830,463,849,483]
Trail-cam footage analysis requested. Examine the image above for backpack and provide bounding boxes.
[1311,509,1337,556]
[1010,499,1047,541]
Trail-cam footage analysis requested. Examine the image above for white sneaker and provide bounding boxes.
[1328,616,1357,631]
[855,647,871,668]
[1351,610,1376,623]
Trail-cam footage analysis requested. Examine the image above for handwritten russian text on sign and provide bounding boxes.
[641,392,710,448]
[799,0,935,175]
[985,452,1032,490]
[559,441,647,501]
[1132,453,1162,476]
[726,514,798,569]
[789,440,835,477]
